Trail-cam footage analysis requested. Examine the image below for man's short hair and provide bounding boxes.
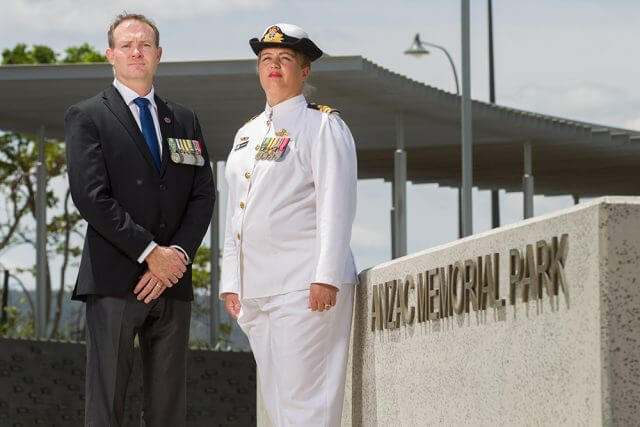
[108,12,160,48]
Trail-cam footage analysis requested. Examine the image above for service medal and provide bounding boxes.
[167,138,204,166]
[171,152,182,163]
[275,137,291,161]
[267,137,280,160]
[256,137,271,160]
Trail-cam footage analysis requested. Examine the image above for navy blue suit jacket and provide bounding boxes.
[65,85,214,301]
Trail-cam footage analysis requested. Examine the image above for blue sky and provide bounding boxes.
[1,0,638,278]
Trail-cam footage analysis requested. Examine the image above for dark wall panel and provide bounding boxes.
[0,338,255,426]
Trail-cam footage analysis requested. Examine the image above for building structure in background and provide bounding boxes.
[1,56,639,345]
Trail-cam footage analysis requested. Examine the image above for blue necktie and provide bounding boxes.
[133,97,161,170]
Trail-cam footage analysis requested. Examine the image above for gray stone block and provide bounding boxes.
[348,197,640,426]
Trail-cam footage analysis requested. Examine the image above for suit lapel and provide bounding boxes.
[155,94,175,177]
[102,86,158,173]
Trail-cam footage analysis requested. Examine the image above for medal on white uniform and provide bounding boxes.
[255,128,291,161]
[255,135,291,161]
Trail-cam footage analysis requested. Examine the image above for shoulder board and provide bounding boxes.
[243,113,260,126]
[307,103,340,115]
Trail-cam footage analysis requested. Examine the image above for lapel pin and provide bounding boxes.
[164,117,172,124]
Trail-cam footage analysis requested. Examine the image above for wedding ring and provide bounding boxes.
[155,283,162,289]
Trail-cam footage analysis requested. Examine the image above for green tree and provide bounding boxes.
[0,130,82,338]
[2,43,57,64]
[62,43,106,63]
[31,45,58,64]
[190,245,231,347]
[0,42,106,338]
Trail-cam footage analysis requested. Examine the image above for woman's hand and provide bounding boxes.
[223,292,241,319]
[309,283,338,312]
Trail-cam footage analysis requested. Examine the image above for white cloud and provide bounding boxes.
[0,0,268,35]
[501,82,639,129]
[351,225,387,250]
[624,115,640,132]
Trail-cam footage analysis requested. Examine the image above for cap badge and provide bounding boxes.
[263,26,284,43]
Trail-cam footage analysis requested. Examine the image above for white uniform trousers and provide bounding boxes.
[237,284,355,427]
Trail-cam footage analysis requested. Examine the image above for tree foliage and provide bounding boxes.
[62,43,107,63]
[190,245,232,346]
[1,42,106,338]
[2,43,58,65]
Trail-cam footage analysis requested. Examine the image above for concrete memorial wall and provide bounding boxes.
[346,197,640,426]
[0,338,256,426]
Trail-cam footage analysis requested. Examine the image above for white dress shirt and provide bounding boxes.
[112,78,189,264]
[219,94,358,299]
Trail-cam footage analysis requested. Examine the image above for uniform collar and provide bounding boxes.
[113,78,157,110]
[264,94,307,118]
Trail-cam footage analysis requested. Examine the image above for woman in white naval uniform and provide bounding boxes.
[219,23,358,426]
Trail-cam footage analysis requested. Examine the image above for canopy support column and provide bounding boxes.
[36,125,47,338]
[209,160,220,347]
[461,0,474,237]
[491,190,500,228]
[523,140,534,219]
[392,113,407,259]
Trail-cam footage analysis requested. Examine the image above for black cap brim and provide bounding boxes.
[249,37,323,62]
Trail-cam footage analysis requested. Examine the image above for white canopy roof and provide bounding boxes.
[1,56,638,196]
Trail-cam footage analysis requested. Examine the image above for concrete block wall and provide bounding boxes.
[0,338,255,426]
[348,197,640,426]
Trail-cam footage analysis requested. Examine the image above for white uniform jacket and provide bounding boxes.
[219,94,358,299]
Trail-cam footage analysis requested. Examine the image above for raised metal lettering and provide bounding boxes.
[439,265,453,318]
[509,248,523,305]
[401,275,416,325]
[370,284,383,331]
[536,240,553,298]
[550,234,569,296]
[463,259,478,312]
[384,280,399,329]
[428,268,440,320]
[416,272,428,323]
[452,261,465,315]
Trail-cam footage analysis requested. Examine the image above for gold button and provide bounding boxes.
[244,171,252,179]
[236,233,241,240]
[239,202,245,209]
[255,144,260,150]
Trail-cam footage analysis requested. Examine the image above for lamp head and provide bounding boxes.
[404,33,430,57]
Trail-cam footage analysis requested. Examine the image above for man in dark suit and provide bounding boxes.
[64,12,214,427]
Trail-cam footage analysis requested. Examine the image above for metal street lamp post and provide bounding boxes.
[404,33,460,96]
[460,0,473,237]
[404,28,473,238]
[488,0,501,229]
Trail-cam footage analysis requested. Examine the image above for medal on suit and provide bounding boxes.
[167,138,205,166]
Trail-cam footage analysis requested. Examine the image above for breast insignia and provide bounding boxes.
[307,103,340,115]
